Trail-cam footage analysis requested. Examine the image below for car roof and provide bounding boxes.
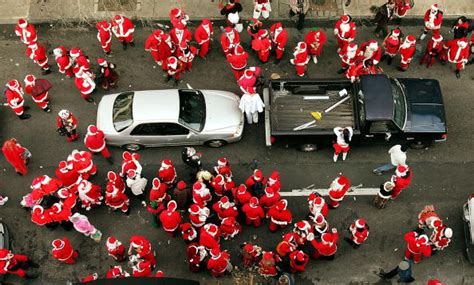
[360,74,394,121]
[132,90,180,122]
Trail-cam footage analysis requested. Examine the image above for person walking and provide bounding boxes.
[372,2,395,38]
[2,138,30,176]
[373,144,407,175]
[420,4,443,40]
[84,125,113,163]
[289,0,310,31]
[377,260,415,283]
[51,238,79,264]
[332,126,353,162]
[23,74,52,112]
[57,109,79,142]
[111,15,135,50]
[4,79,30,120]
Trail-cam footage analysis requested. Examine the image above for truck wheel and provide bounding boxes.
[123,143,143,151]
[205,140,227,148]
[410,140,433,149]
[299,143,318,152]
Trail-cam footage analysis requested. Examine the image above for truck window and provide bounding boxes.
[391,79,407,130]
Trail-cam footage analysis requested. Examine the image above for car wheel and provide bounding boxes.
[205,140,227,148]
[299,143,318,152]
[410,140,432,150]
[123,143,143,151]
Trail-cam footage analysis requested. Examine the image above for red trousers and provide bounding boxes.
[36,57,50,71]
[336,38,349,50]
[117,35,134,43]
[245,217,262,227]
[258,50,270,62]
[333,143,349,155]
[420,52,438,68]
[231,69,245,81]
[275,47,284,59]
[64,67,74,77]
[199,42,210,58]
[269,221,287,232]
[32,92,49,109]
[405,249,422,263]
[102,41,112,53]
[329,197,341,208]
[92,147,111,158]
[150,51,161,63]
[424,27,440,36]
[295,65,306,76]
[58,250,79,264]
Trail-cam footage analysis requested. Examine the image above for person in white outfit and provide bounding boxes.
[253,0,272,20]
[239,93,265,124]
[332,126,353,162]
[373,144,408,175]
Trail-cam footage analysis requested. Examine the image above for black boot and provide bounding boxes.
[18,114,31,120]
[129,41,135,47]
[106,156,114,165]
[122,41,127,50]
[397,66,406,72]
[41,69,51,75]
[25,272,39,279]
[43,107,51,113]
[173,79,180,87]
[27,259,40,268]
[337,68,347,74]
[85,97,95,103]
[455,70,461,79]
[274,58,281,64]
[381,54,388,62]
[387,57,393,65]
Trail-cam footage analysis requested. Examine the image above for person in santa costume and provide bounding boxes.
[307,228,339,260]
[126,169,148,200]
[265,171,280,193]
[120,151,142,177]
[157,159,176,185]
[2,138,30,176]
[192,181,212,206]
[258,251,281,278]
[111,15,135,50]
[51,238,79,264]
[96,21,112,56]
[68,150,97,180]
[289,250,309,273]
[269,22,288,63]
[293,220,312,245]
[0,248,39,279]
[253,0,272,19]
[163,56,184,86]
[305,29,327,64]
[57,187,78,210]
[245,169,267,197]
[398,35,417,71]
[240,242,262,268]
[207,248,232,277]
[268,199,292,232]
[220,0,243,32]
[80,273,98,282]
[247,17,263,40]
[189,203,210,228]
[328,174,350,208]
[251,29,272,63]
[345,218,369,248]
[105,183,130,214]
[84,125,112,163]
[97,58,119,90]
[404,231,432,264]
[233,184,253,206]
[48,202,73,229]
[332,126,353,162]
[334,15,357,51]
[30,174,63,201]
[128,235,156,267]
[180,222,198,243]
[26,42,50,75]
[214,157,233,179]
[210,175,227,197]
[310,213,329,238]
[159,200,182,237]
[176,43,198,72]
[290,41,309,77]
[199,223,221,250]
[358,40,382,65]
[431,225,452,251]
[23,74,52,112]
[69,48,91,74]
[260,187,280,213]
[147,178,168,228]
[169,8,190,29]
[4,79,30,120]
[346,59,382,83]
[56,109,78,141]
[31,205,50,226]
[242,197,265,227]
[226,44,249,81]
[194,19,213,59]
[420,4,443,40]
[158,34,174,68]
[212,196,238,221]
[390,165,412,199]
[220,27,241,56]
[441,37,470,78]
[132,260,152,277]
[420,34,444,68]
[106,236,126,262]
[55,161,80,189]
[308,193,329,218]
[106,265,130,278]
[220,216,242,240]
[76,180,102,211]
[186,242,207,273]
[338,42,358,74]
[15,18,37,45]
[53,46,74,77]
[238,66,261,95]
[393,0,413,25]
[381,28,402,65]
[145,29,164,64]
[169,26,192,50]
[73,67,96,103]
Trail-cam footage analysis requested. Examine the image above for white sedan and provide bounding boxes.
[97,89,244,151]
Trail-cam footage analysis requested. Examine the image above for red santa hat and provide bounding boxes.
[7,79,20,90]
[217,157,228,166]
[313,196,324,207]
[18,18,28,28]
[253,169,263,182]
[97,58,107,67]
[297,41,307,50]
[417,234,429,245]
[127,169,137,179]
[72,152,83,162]
[114,15,124,24]
[237,184,247,194]
[347,42,358,52]
[205,223,219,236]
[273,22,283,30]
[57,188,70,199]
[87,125,99,135]
[153,29,163,39]
[224,26,234,34]
[0,249,11,260]
[24,74,36,85]
[210,248,221,259]
[170,8,182,18]
[137,261,150,270]
[152,177,162,189]
[181,222,193,232]
[52,239,65,249]
[130,238,143,248]
[276,199,288,211]
[355,218,366,229]
[396,165,408,177]
[53,48,63,57]
[457,39,468,48]
[69,48,81,58]
[51,203,62,213]
[189,204,200,215]
[32,205,44,214]
[106,237,120,249]
[193,182,205,192]
[314,213,324,225]
[392,29,401,37]
[295,220,310,232]
[432,34,443,42]
[257,29,268,39]
[243,69,254,79]
[444,227,453,238]
[295,251,306,262]
[107,171,117,181]
[167,200,177,213]
[122,151,132,160]
[72,66,82,77]
[177,181,187,190]
[249,197,259,207]
[106,184,118,196]
[321,233,333,244]
[110,266,124,277]
[213,175,225,186]
[431,219,443,230]
[268,171,279,183]
[161,159,173,169]
[332,175,348,190]
[340,15,350,23]
[219,196,231,208]
[155,271,165,278]
[368,40,378,50]
[202,19,211,26]
[430,4,439,12]
[264,186,274,197]
[405,35,416,44]
[98,21,111,30]
[262,251,273,260]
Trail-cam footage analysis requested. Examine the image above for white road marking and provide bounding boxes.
[281,188,379,197]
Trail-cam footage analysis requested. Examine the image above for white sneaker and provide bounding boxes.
[312,55,318,64]
[333,154,338,162]
[342,152,348,161]
[0,196,8,206]
[420,33,426,40]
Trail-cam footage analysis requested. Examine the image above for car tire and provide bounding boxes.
[205,140,227,148]
[299,143,318,152]
[410,140,433,150]
[123,143,143,151]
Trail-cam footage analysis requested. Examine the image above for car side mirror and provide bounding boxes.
[186,132,195,139]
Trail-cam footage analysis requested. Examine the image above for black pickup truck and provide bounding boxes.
[263,74,447,151]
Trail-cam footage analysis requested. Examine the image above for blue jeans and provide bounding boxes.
[374,163,396,173]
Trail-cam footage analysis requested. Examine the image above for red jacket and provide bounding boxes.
[289,250,309,272]
[258,251,280,277]
[400,43,417,64]
[26,43,48,62]
[358,41,382,64]
[212,203,238,220]
[169,27,192,48]
[194,22,213,45]
[305,30,327,56]
[242,203,265,220]
[15,24,37,44]
[259,192,280,210]
[132,261,152,277]
[105,185,129,208]
[233,188,252,205]
[159,209,182,232]
[2,140,27,175]
[424,37,444,55]
[84,130,106,153]
[334,20,356,41]
[405,232,432,256]
[52,238,75,261]
[292,49,309,66]
[158,167,177,184]
[96,22,112,49]
[424,10,443,30]
[144,33,161,52]
[328,176,351,201]
[383,35,401,55]
[270,24,288,50]
[310,231,339,256]
[268,207,292,226]
[207,251,230,275]
[221,32,241,54]
[349,223,369,245]
[112,16,135,38]
[393,172,412,193]
[445,38,470,63]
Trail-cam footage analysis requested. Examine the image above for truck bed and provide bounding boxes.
[268,80,357,135]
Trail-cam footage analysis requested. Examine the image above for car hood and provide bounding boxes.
[201,90,242,132]
[398,78,447,133]
[97,94,119,135]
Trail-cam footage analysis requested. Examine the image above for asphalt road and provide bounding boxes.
[0,21,473,284]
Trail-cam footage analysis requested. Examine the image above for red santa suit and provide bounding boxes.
[349,218,369,245]
[391,165,412,199]
[423,4,443,36]
[431,226,452,251]
[346,59,380,82]
[210,175,226,197]
[268,199,292,232]
[158,34,174,70]
[106,265,129,278]
[105,184,129,213]
[334,15,356,50]
[220,27,241,56]
[129,236,156,266]
[149,177,169,204]
[84,125,110,158]
[159,200,182,236]
[70,48,91,74]
[106,236,126,262]
[242,197,265,227]
[404,232,432,263]
[80,274,98,282]
[259,187,281,212]
[68,150,97,179]
[339,42,358,70]
[199,223,221,250]
[23,74,51,111]
[241,242,262,268]
[51,238,78,264]
[57,188,77,210]
[176,44,197,72]
[258,251,281,277]
[207,249,231,277]
[266,171,281,192]
[251,29,271,63]
[169,27,192,50]
[187,243,207,272]
[55,161,80,188]
[111,15,135,43]
[219,216,242,240]
[383,29,402,57]
[421,34,444,67]
[399,35,417,70]
[307,229,339,259]
[164,56,184,82]
[77,180,103,210]
[238,67,261,94]
[192,181,212,206]
[15,18,37,45]
[290,42,309,77]
[30,175,62,201]
[270,22,288,60]
[275,233,297,257]
[293,220,312,244]
[394,0,413,18]
[214,157,233,178]
[289,250,309,273]
[0,249,32,278]
[308,194,329,217]
[120,151,142,177]
[443,38,470,72]
[132,261,152,277]
[169,8,189,29]
[26,42,50,73]
[53,47,74,77]
[48,202,71,223]
[212,196,238,220]
[145,29,164,64]
[358,40,382,65]
[74,69,96,101]
[305,30,327,63]
[328,175,351,208]
[31,205,50,226]
[96,21,112,54]
[181,222,198,243]
[189,203,210,228]
[194,19,213,58]
[233,184,253,206]
[2,139,28,175]
[4,80,26,117]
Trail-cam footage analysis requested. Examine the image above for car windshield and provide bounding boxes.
[178,89,206,132]
[113,92,134,132]
[391,79,407,130]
